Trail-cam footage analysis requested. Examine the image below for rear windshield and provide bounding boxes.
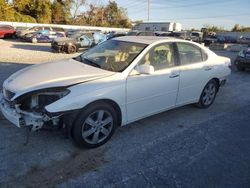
[0,25,13,30]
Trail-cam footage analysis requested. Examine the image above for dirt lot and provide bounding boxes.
[0,39,81,64]
[1,39,250,188]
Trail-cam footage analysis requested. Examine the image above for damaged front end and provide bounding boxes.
[0,87,70,131]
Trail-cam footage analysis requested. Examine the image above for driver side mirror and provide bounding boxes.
[134,64,155,75]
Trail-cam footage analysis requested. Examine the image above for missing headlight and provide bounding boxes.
[18,89,70,112]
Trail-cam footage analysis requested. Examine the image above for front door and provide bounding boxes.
[126,43,180,122]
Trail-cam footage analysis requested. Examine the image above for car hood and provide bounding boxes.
[3,59,114,99]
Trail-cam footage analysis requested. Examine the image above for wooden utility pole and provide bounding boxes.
[148,0,150,21]
[101,8,104,24]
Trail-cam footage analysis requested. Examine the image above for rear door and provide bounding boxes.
[175,42,211,105]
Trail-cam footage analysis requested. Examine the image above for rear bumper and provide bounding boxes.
[235,57,250,68]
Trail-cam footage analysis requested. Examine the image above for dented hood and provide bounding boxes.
[3,59,114,97]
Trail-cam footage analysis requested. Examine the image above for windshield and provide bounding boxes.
[78,40,147,72]
[191,33,200,37]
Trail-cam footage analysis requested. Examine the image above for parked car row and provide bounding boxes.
[204,35,250,46]
[1,24,250,54]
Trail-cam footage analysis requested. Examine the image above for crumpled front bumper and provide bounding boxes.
[0,93,22,127]
[0,92,58,130]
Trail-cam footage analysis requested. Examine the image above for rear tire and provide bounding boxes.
[72,102,117,148]
[196,80,218,108]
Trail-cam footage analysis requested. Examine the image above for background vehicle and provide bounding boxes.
[237,36,250,45]
[24,31,65,43]
[166,31,191,40]
[190,31,203,43]
[204,35,218,46]
[16,26,65,38]
[106,32,127,40]
[154,31,171,36]
[235,47,250,71]
[51,32,106,53]
[0,25,16,38]
[0,37,231,148]
[127,30,156,36]
[217,35,237,44]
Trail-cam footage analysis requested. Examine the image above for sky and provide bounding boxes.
[89,0,250,30]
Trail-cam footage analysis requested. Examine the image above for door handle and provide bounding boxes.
[169,73,179,78]
[204,66,213,71]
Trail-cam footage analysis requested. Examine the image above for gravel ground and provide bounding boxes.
[1,39,250,188]
[0,39,81,64]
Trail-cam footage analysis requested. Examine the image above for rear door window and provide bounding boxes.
[176,43,206,65]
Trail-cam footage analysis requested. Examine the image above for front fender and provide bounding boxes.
[45,79,127,124]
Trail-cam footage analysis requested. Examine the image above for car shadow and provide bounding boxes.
[11,43,52,52]
[0,62,32,85]
[3,38,26,43]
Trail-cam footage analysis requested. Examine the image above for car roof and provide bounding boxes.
[0,25,14,28]
[112,36,180,45]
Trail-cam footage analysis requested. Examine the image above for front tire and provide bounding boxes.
[67,45,77,54]
[32,38,37,43]
[72,102,117,148]
[196,80,218,108]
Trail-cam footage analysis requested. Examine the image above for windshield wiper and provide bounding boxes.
[82,57,101,68]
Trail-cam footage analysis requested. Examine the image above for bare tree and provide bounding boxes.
[71,0,86,20]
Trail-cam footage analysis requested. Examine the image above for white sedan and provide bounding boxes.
[0,36,231,148]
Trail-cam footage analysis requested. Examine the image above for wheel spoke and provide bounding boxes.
[102,116,112,126]
[101,127,110,136]
[92,131,100,143]
[86,117,96,127]
[204,88,209,94]
[210,92,215,97]
[97,110,104,121]
[82,128,95,138]
[203,95,208,101]
[204,95,210,105]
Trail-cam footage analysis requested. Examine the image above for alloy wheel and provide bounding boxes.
[202,82,216,106]
[81,110,113,144]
